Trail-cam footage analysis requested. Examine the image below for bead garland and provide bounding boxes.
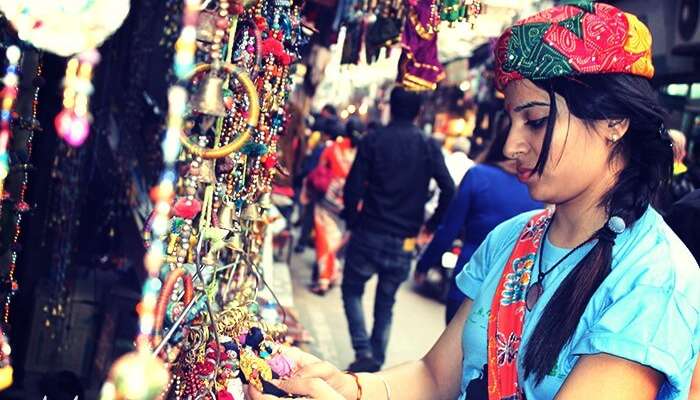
[3,61,42,326]
[0,46,21,205]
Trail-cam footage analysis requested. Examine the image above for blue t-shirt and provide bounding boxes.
[456,207,700,399]
[417,164,542,301]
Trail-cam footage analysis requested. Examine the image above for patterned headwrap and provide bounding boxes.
[494,1,654,91]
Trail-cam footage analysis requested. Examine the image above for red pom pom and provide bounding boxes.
[261,38,284,58]
[255,16,268,30]
[196,361,215,376]
[263,154,277,169]
[217,390,234,400]
[280,53,292,65]
[172,198,202,219]
[228,2,244,15]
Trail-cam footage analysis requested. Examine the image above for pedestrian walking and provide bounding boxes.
[310,117,364,295]
[295,111,344,254]
[341,86,455,372]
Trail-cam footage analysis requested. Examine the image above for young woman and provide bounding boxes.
[249,2,700,399]
[416,116,542,324]
[310,117,363,294]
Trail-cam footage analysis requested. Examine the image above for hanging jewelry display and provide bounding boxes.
[100,0,201,399]
[100,0,305,397]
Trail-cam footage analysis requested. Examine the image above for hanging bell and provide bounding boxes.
[190,71,227,117]
[241,204,261,221]
[199,159,216,184]
[258,193,272,209]
[218,203,236,230]
[228,231,244,252]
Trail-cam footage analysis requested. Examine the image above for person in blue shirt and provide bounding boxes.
[415,118,543,324]
[248,3,700,400]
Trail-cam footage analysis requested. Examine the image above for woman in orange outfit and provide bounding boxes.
[311,117,364,295]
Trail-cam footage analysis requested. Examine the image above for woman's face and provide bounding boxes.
[502,79,622,205]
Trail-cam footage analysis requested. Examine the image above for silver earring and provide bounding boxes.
[610,134,619,143]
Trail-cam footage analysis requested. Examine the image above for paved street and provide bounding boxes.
[287,247,445,370]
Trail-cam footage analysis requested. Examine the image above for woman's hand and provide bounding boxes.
[280,347,357,399]
[246,377,346,400]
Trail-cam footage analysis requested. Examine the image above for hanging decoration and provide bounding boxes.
[0,0,129,150]
[398,0,445,91]
[3,59,42,327]
[0,0,130,57]
[0,46,21,204]
[54,50,100,147]
[395,0,482,90]
[101,0,306,397]
[100,0,201,398]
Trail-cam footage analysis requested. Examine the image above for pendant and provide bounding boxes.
[526,282,543,311]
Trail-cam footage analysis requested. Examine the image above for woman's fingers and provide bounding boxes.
[274,377,345,399]
[247,385,274,400]
[281,346,323,369]
[293,360,339,379]
[245,377,344,400]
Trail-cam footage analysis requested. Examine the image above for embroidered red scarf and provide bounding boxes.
[487,209,553,400]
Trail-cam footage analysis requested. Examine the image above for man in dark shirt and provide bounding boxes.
[341,86,455,372]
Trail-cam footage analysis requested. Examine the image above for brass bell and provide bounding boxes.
[258,193,272,209]
[199,159,216,184]
[196,10,218,43]
[241,204,261,221]
[218,203,236,230]
[228,231,244,252]
[190,72,227,117]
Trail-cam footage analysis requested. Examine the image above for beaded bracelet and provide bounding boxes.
[346,372,362,400]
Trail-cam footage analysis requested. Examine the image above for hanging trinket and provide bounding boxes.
[0,46,20,187]
[54,49,100,147]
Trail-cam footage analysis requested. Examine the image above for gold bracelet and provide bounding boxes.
[346,372,362,400]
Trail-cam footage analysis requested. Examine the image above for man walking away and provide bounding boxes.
[341,86,455,372]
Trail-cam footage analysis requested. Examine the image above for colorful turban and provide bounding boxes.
[494,1,654,91]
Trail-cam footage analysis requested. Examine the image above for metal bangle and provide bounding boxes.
[178,62,260,159]
[377,375,391,400]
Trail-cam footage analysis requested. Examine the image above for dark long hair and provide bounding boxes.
[522,74,673,382]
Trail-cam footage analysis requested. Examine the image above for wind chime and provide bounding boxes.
[102,0,304,398]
